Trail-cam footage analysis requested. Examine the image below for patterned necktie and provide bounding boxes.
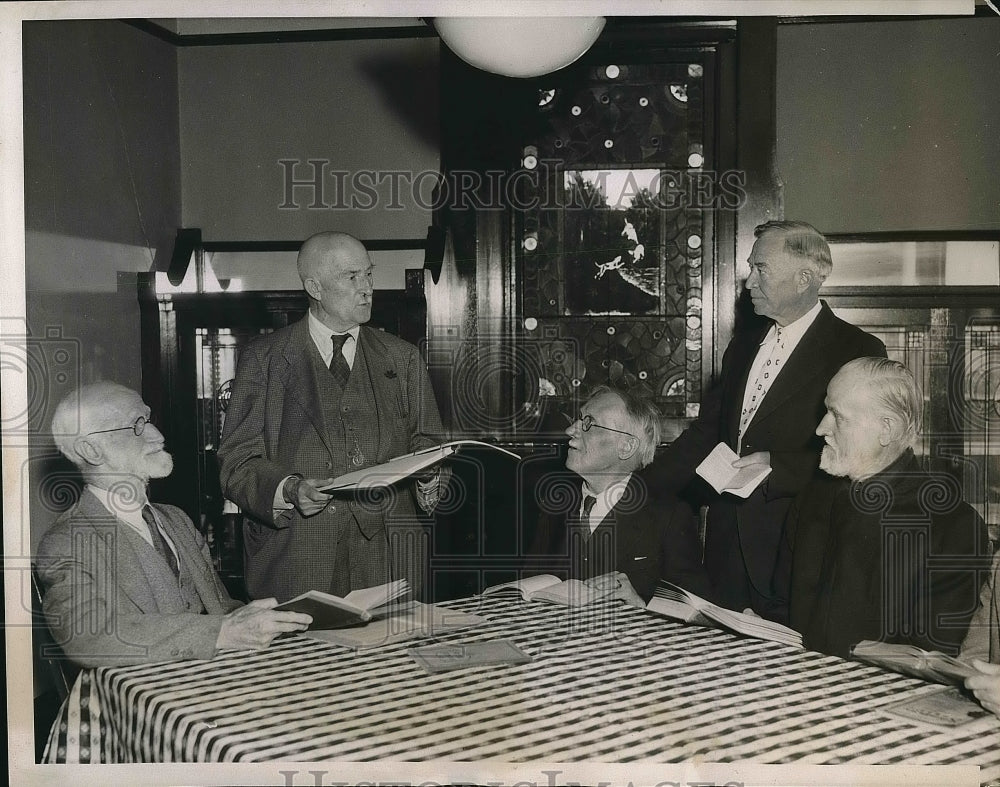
[739,327,787,450]
[141,505,179,577]
[329,333,352,387]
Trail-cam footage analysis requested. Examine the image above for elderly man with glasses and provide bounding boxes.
[526,385,712,605]
[35,382,312,670]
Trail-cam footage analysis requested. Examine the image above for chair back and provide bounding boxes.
[30,565,78,701]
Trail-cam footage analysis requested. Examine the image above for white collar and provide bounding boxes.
[763,300,822,346]
[308,310,360,351]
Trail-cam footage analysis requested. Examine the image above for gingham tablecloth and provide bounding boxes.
[46,595,1000,776]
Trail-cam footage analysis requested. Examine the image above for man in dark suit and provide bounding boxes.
[219,231,446,602]
[772,358,989,658]
[646,220,886,616]
[528,386,712,604]
[36,382,311,668]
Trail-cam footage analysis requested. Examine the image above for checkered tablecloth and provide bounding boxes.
[47,595,1000,776]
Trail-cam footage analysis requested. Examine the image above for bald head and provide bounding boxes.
[297,232,374,332]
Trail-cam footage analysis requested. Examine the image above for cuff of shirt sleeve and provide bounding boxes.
[273,474,299,512]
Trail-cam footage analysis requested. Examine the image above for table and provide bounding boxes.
[49,595,1000,778]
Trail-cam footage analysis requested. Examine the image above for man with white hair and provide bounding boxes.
[36,382,312,668]
[647,220,886,617]
[772,358,990,658]
[528,386,712,604]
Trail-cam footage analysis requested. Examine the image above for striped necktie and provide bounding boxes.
[141,505,179,577]
[329,333,352,387]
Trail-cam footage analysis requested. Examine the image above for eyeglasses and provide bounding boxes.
[84,416,149,438]
[564,411,637,440]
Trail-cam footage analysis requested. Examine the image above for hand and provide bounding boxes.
[965,659,1000,718]
[215,598,312,651]
[286,476,336,517]
[586,572,645,609]
[733,451,771,470]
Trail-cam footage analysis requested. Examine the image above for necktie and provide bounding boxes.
[581,494,598,520]
[142,505,179,577]
[329,333,352,387]
[738,327,787,450]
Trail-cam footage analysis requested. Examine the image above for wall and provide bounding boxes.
[22,20,181,549]
[776,17,1000,233]
[178,35,440,282]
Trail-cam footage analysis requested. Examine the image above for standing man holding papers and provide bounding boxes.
[646,221,885,616]
[219,231,447,602]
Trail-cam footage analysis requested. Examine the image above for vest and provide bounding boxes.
[309,337,385,539]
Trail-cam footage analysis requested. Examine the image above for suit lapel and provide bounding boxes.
[153,505,227,614]
[280,317,336,457]
[360,327,399,460]
[743,303,836,429]
[74,492,165,611]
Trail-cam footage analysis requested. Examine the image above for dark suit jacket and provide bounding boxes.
[527,474,712,603]
[772,451,990,658]
[36,491,241,667]
[218,317,444,601]
[647,301,886,609]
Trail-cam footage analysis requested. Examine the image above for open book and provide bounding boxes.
[482,573,620,607]
[646,582,803,648]
[304,601,486,650]
[274,579,410,630]
[850,640,979,686]
[318,440,521,492]
[696,442,771,498]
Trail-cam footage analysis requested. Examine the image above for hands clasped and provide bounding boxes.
[215,598,312,651]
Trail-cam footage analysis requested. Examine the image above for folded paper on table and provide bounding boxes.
[319,440,521,492]
[408,639,533,674]
[696,442,771,498]
[882,687,992,729]
[647,581,803,647]
[303,602,486,649]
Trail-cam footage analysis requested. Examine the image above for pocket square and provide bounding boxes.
[633,556,648,561]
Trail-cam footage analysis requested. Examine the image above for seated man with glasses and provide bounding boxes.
[35,382,312,670]
[526,385,713,605]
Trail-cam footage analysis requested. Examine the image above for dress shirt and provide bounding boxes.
[308,310,359,369]
[581,474,631,534]
[85,484,178,562]
[739,300,822,450]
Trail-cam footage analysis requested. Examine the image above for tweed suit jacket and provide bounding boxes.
[646,301,886,610]
[36,490,241,667]
[218,317,444,601]
[962,548,1000,664]
[527,474,713,603]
